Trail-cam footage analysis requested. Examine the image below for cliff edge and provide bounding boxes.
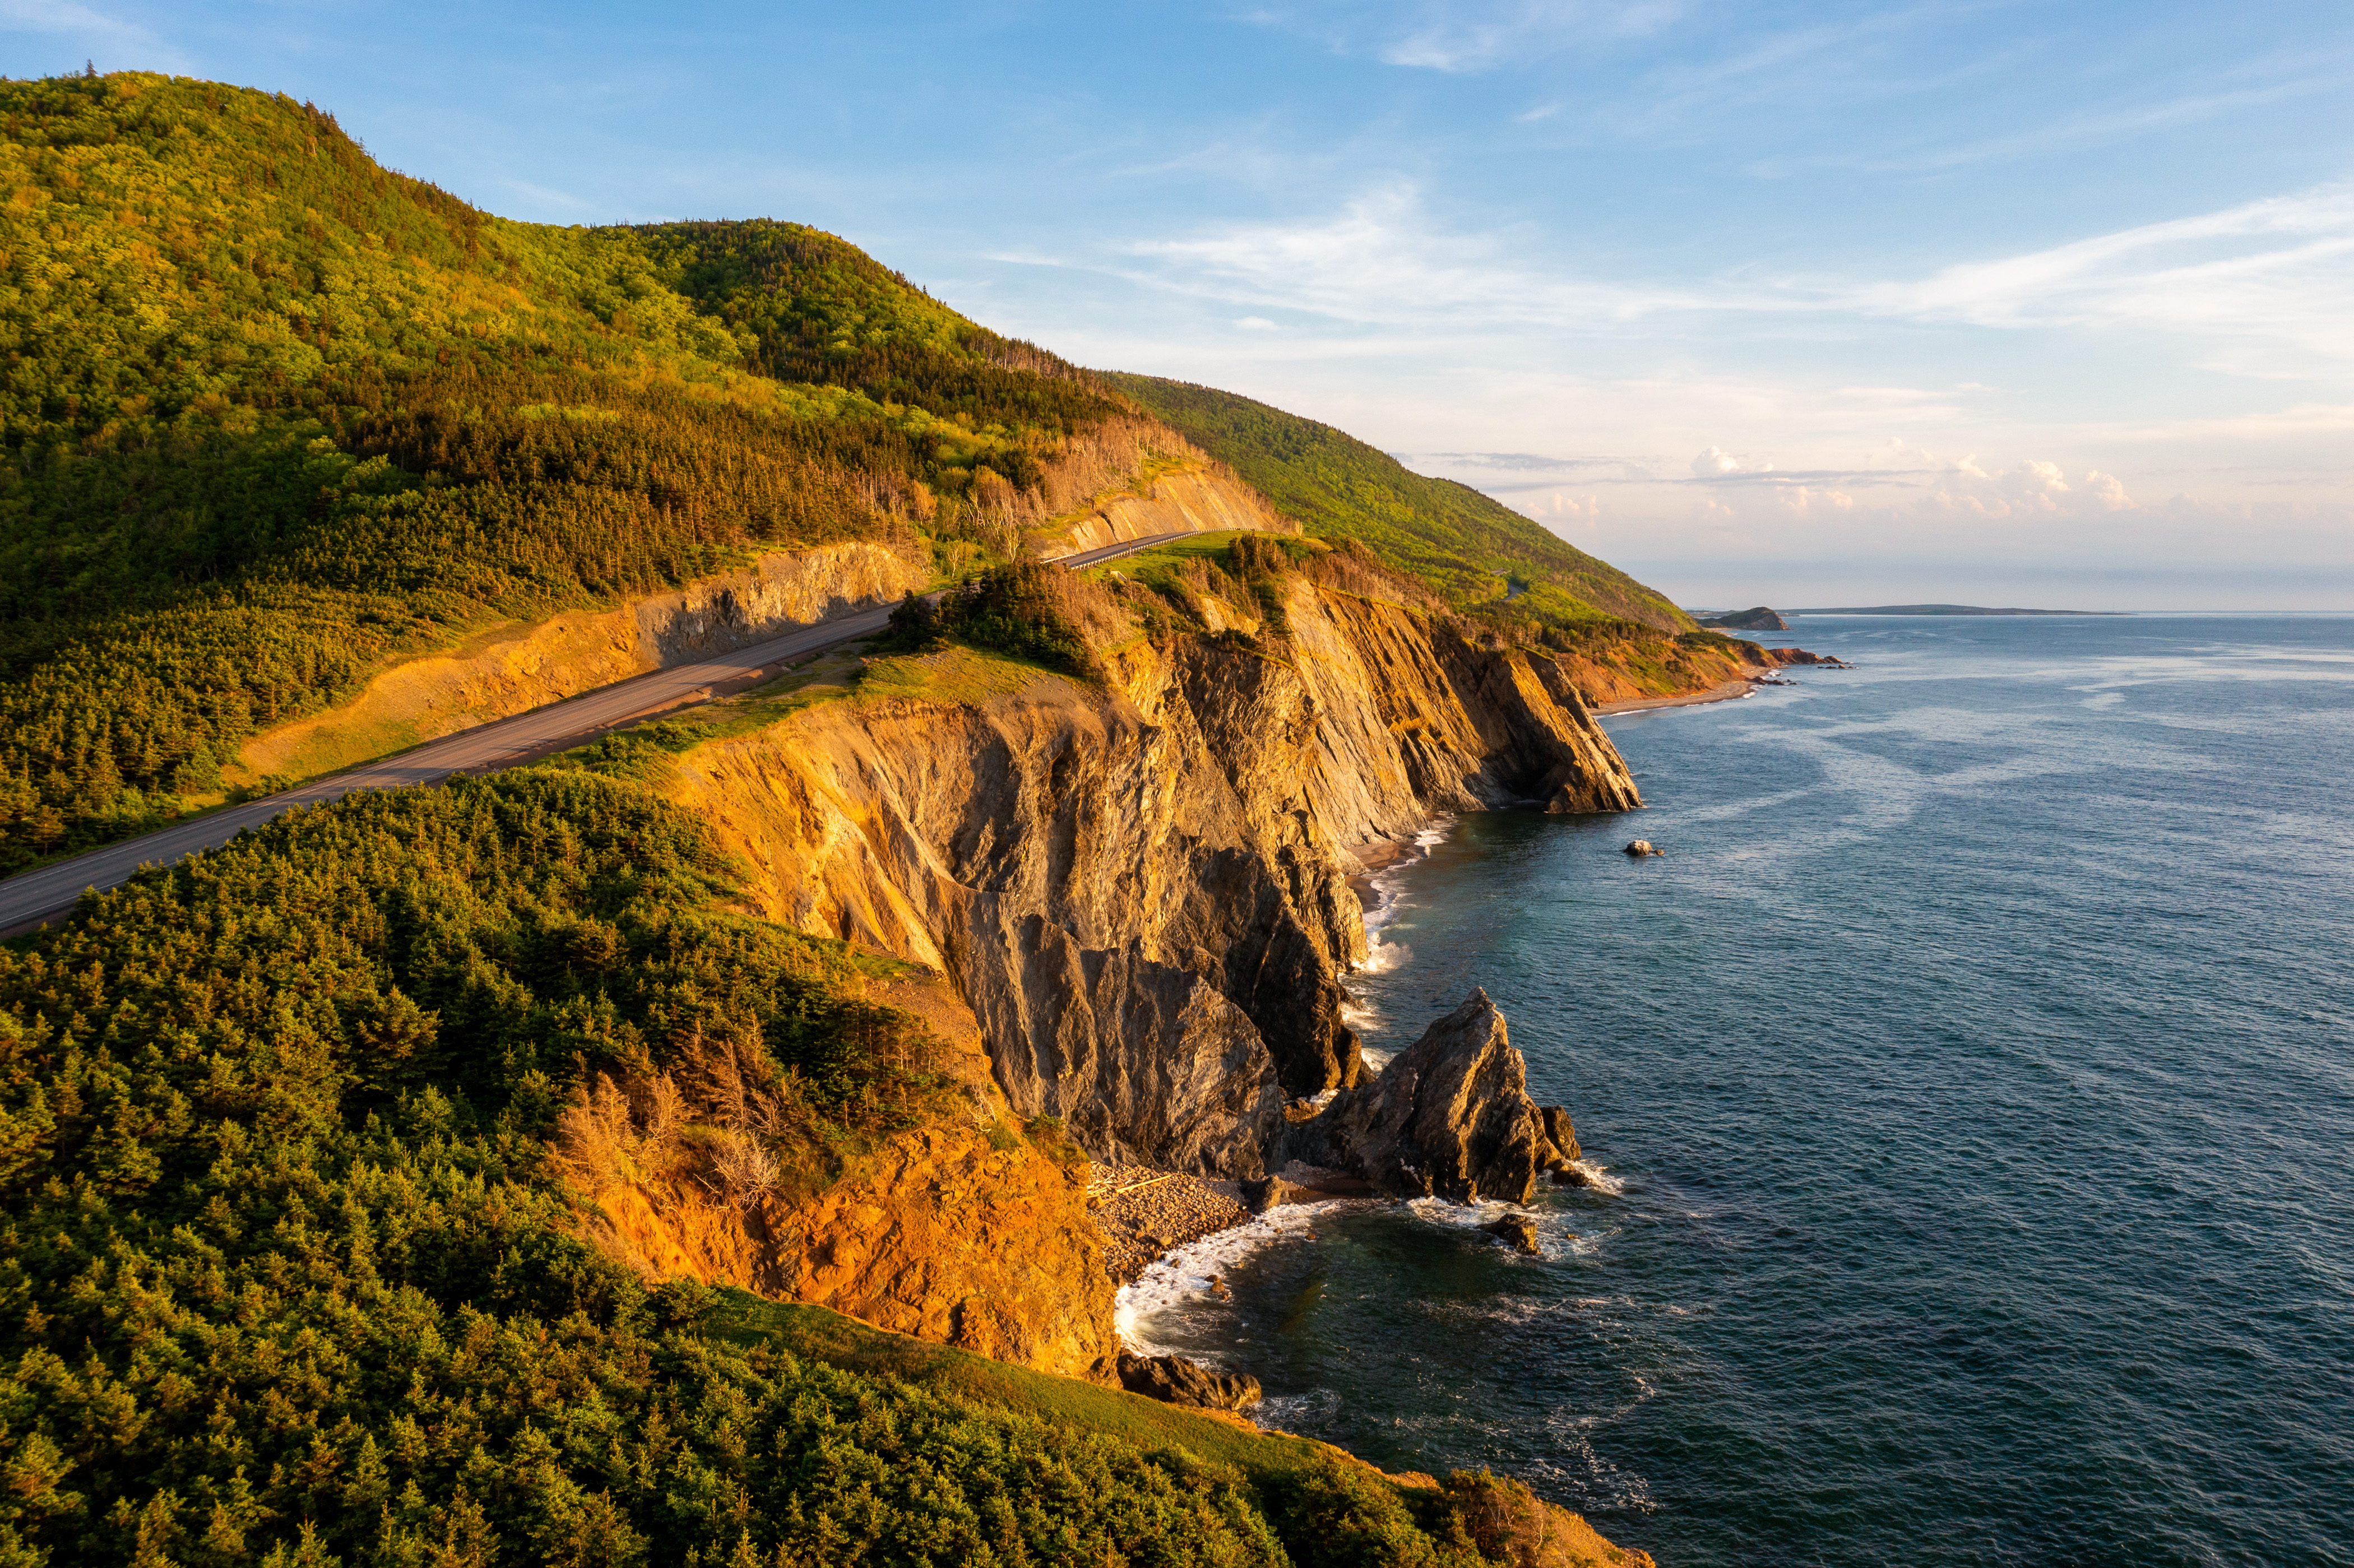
[659,543,1637,1179]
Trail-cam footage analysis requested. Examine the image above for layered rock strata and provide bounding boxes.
[667,568,1639,1179]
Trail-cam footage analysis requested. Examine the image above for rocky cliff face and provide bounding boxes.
[633,540,929,662]
[1041,463,1292,555]
[569,971,1120,1381]
[663,560,1640,1179]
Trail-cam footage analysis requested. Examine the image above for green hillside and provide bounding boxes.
[1100,374,1692,635]
[0,72,1122,874]
[0,753,1529,1567]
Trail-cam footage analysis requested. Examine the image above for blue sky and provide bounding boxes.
[8,1,2352,607]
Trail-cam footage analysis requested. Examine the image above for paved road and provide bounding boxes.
[0,531,1190,939]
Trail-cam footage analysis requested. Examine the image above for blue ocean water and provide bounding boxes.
[1124,614,2354,1567]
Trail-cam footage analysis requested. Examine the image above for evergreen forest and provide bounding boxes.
[0,759,1538,1566]
[0,72,1120,872]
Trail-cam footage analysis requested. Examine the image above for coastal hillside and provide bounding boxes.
[0,764,1638,1566]
[1102,373,1692,634]
[0,72,1675,1566]
[0,72,1735,879]
[0,71,1210,874]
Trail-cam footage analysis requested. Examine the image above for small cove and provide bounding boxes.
[1118,613,2354,1568]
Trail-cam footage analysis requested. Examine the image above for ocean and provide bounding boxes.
[1119,613,2354,1567]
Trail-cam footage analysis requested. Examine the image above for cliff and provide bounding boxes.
[655,549,1637,1179]
[564,968,1120,1380]
[1039,460,1295,556]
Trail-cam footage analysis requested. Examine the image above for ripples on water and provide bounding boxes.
[1120,615,2354,1567]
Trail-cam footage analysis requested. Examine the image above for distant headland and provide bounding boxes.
[1785,604,2125,616]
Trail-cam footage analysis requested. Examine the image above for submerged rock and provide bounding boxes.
[1116,1350,1262,1411]
[1624,838,1661,857]
[1283,989,1551,1204]
[1483,1213,1541,1255]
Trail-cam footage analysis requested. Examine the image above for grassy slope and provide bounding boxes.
[1101,374,1693,635]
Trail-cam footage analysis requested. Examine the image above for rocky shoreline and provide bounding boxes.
[1089,1162,1251,1284]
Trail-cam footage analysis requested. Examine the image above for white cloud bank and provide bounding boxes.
[1114,179,2354,374]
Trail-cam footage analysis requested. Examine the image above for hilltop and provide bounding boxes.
[0,72,1726,880]
[1101,374,1693,634]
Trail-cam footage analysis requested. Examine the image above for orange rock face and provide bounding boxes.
[590,1121,1117,1380]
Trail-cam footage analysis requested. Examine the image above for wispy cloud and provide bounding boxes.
[1115,183,1733,326]
[501,177,594,212]
[1846,185,2354,367]
[1757,72,2348,176]
[1093,179,2354,375]
[0,0,187,67]
[1242,0,1682,73]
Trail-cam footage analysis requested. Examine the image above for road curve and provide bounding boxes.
[0,531,1194,939]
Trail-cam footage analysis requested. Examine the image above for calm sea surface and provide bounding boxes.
[1122,614,2354,1567]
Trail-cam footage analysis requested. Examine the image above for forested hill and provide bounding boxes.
[0,72,1128,873]
[1101,374,1692,635]
[0,70,1706,881]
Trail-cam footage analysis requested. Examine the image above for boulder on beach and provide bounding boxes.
[1116,1350,1262,1411]
[1241,1175,1308,1214]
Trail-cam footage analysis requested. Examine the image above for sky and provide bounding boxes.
[7,1,2352,609]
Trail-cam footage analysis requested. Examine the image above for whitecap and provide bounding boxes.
[1113,1200,1355,1353]
[1254,1387,1342,1432]
[1398,1195,1604,1261]
[1564,1158,1625,1195]
[1359,818,1453,945]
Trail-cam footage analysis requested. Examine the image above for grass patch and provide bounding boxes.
[705,1289,1333,1481]
[855,644,1066,706]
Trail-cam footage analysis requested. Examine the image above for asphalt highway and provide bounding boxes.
[0,530,1190,938]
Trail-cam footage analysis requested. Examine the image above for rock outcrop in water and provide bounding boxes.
[1283,989,1575,1205]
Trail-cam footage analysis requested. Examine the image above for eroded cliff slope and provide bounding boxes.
[657,543,1638,1178]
